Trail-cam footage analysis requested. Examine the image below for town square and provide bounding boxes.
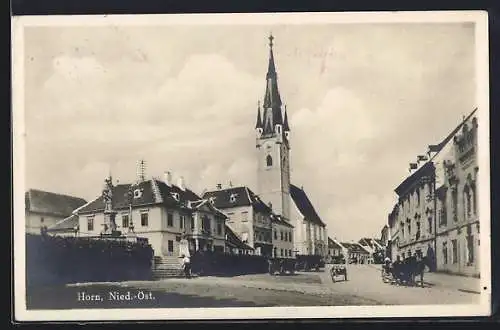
[13,12,490,318]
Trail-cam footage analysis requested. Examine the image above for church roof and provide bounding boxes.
[289,184,326,227]
[25,189,87,218]
[77,179,201,214]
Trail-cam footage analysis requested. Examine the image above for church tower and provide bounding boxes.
[256,34,291,221]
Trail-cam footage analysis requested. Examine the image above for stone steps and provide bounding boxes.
[152,256,185,279]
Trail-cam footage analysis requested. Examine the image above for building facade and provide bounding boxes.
[341,242,371,264]
[271,214,295,258]
[254,35,328,258]
[327,237,344,263]
[25,189,87,235]
[203,186,275,257]
[387,108,479,277]
[435,114,479,277]
[392,161,437,264]
[75,174,227,258]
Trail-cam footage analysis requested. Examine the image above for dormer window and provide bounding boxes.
[170,192,180,201]
[209,197,216,204]
[229,193,238,203]
[133,189,143,199]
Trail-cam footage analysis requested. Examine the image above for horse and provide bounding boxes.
[408,255,432,288]
[390,255,431,287]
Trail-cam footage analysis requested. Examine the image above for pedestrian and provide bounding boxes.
[182,254,191,278]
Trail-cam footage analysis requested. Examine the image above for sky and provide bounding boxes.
[22,22,476,241]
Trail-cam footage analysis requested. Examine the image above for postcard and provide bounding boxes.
[12,11,491,321]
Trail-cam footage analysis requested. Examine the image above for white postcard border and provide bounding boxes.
[12,11,491,321]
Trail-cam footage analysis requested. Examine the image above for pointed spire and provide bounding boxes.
[255,101,263,129]
[262,33,283,135]
[283,105,290,132]
[266,33,276,80]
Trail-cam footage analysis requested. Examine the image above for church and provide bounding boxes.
[254,35,328,257]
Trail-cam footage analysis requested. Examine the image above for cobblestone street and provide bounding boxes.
[27,265,481,309]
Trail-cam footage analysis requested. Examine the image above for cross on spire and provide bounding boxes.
[269,33,274,48]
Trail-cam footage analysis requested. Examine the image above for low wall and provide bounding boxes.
[190,251,269,276]
[26,234,154,286]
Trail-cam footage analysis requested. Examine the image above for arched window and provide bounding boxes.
[266,155,273,167]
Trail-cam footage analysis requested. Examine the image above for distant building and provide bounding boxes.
[387,108,479,277]
[203,185,288,258]
[327,237,344,260]
[380,225,389,247]
[271,214,295,259]
[341,242,371,264]
[25,189,87,235]
[75,173,227,257]
[253,35,328,258]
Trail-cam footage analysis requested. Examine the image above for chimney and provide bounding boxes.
[177,176,186,191]
[217,184,222,190]
[164,171,172,186]
[268,202,272,210]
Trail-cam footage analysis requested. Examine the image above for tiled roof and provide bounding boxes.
[358,238,374,248]
[289,184,325,227]
[47,214,79,232]
[189,199,228,219]
[25,189,87,218]
[225,225,254,251]
[77,179,201,214]
[341,242,370,254]
[328,237,343,249]
[203,186,252,209]
[203,186,274,215]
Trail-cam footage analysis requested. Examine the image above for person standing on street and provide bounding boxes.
[182,254,191,278]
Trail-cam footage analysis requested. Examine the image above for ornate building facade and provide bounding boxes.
[435,113,479,277]
[387,108,479,277]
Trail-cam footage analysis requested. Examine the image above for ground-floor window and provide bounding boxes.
[167,240,174,253]
[467,234,474,265]
[451,239,458,264]
[442,242,448,264]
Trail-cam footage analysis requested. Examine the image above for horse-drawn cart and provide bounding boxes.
[330,264,347,282]
[268,257,296,275]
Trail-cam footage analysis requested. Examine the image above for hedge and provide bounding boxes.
[26,234,154,286]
